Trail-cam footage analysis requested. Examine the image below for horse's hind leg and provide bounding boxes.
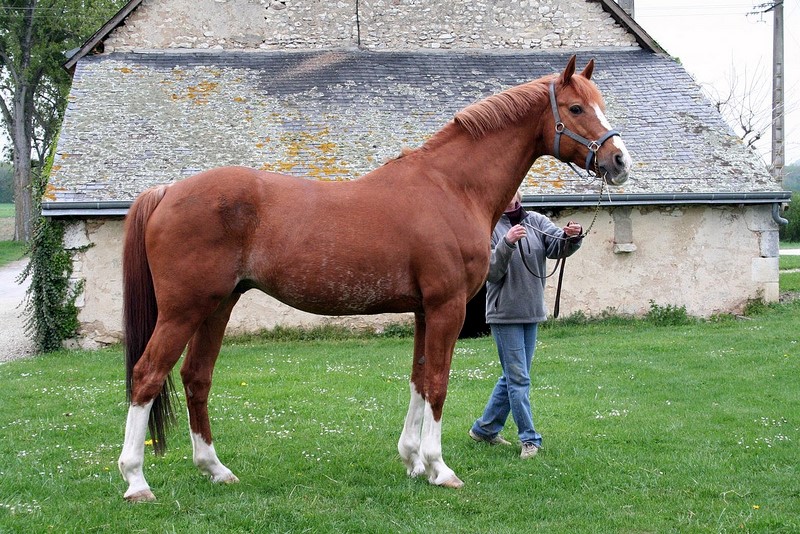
[180,294,241,484]
[119,319,201,502]
[119,399,156,501]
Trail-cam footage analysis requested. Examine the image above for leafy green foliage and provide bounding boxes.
[783,162,800,191]
[779,192,800,242]
[0,0,127,240]
[18,141,83,352]
[645,300,693,325]
[19,217,82,352]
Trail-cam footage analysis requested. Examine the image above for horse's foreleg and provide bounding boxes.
[181,294,240,485]
[399,383,426,477]
[419,299,465,488]
[399,314,427,477]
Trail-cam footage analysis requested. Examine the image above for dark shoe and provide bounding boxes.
[469,429,512,446]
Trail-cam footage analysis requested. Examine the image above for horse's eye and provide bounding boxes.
[569,105,583,115]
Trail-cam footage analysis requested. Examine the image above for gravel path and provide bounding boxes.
[0,258,35,363]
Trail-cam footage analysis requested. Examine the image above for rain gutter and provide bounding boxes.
[41,191,792,219]
[521,191,793,226]
[521,191,792,207]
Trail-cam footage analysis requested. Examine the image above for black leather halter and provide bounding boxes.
[549,81,620,174]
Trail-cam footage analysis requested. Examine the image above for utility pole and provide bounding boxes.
[752,2,785,183]
[771,1,784,184]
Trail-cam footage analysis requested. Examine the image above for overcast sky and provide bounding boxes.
[634,0,800,166]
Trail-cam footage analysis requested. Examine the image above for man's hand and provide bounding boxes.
[504,224,527,244]
[563,221,582,238]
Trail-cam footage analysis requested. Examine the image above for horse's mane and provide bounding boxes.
[453,77,551,139]
[453,74,598,139]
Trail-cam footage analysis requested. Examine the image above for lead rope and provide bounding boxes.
[517,166,608,318]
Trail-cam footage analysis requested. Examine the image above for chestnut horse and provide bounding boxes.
[118,56,631,501]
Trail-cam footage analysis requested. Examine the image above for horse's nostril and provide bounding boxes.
[614,153,625,168]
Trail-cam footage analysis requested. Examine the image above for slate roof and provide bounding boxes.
[46,47,785,214]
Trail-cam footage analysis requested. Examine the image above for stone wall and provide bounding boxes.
[65,204,778,348]
[549,204,779,318]
[104,0,638,52]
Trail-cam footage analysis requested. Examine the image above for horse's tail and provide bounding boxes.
[123,185,175,455]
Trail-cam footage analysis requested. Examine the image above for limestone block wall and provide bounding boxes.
[546,204,780,319]
[104,0,638,52]
[64,205,779,348]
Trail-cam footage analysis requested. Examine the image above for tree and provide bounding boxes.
[704,60,773,155]
[784,161,800,191]
[0,0,124,242]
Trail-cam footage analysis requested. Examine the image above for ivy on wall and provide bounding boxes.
[19,145,85,353]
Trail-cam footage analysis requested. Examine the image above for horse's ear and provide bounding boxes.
[580,59,595,80]
[560,55,577,85]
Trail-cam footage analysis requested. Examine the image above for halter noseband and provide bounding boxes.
[549,81,620,174]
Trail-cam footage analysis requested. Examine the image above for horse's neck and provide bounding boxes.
[419,116,548,222]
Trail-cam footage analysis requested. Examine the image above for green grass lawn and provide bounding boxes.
[780,254,800,271]
[780,253,800,292]
[1,303,798,532]
[781,271,800,292]
[0,203,27,266]
[0,240,26,266]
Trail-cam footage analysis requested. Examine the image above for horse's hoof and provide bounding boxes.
[407,464,425,478]
[440,475,464,489]
[208,468,239,484]
[124,489,156,503]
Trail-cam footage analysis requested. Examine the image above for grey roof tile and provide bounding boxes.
[49,48,779,204]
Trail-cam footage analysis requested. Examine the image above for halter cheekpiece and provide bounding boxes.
[549,81,620,174]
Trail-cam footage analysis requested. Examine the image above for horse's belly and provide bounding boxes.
[259,269,418,316]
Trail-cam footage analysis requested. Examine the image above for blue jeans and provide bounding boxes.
[471,323,542,447]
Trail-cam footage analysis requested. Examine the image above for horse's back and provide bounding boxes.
[142,167,419,313]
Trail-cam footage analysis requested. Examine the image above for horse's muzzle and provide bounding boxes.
[599,145,632,186]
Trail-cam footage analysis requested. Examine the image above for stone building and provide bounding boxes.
[45,0,788,347]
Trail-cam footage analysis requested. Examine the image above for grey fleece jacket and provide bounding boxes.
[485,210,582,324]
